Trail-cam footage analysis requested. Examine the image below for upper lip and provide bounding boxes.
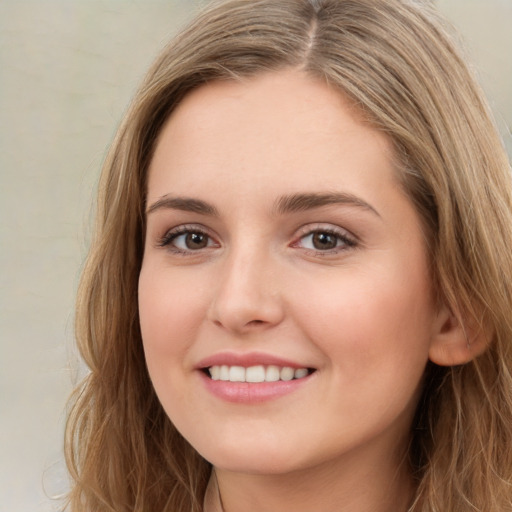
[196,352,312,370]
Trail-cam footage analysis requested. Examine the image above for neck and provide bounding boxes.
[208,443,414,512]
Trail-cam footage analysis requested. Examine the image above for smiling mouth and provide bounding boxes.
[204,365,315,383]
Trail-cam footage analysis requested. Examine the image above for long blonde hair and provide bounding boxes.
[65,0,512,510]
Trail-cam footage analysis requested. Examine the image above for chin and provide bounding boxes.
[197,438,305,475]
[210,455,300,476]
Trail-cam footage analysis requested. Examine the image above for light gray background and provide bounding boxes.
[0,1,510,511]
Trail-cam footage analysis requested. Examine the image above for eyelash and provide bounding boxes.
[291,225,357,255]
[157,224,357,256]
[157,224,217,255]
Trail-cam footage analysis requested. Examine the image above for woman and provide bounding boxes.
[65,0,512,511]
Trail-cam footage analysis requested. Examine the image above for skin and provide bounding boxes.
[139,69,456,512]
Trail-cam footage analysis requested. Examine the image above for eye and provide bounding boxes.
[302,232,340,250]
[293,226,357,253]
[158,225,218,253]
[173,232,212,250]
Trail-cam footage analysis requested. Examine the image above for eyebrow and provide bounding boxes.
[274,192,380,217]
[146,195,219,216]
[146,191,380,218]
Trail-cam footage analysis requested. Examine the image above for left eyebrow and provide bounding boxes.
[273,192,381,217]
[146,195,219,216]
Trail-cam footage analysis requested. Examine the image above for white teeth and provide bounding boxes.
[294,368,308,379]
[280,367,295,381]
[220,365,230,381]
[208,365,310,383]
[265,365,280,382]
[246,365,265,383]
[229,366,246,382]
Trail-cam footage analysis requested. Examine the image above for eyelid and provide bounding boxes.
[155,222,357,256]
[290,223,358,252]
[157,223,220,252]
[294,223,356,240]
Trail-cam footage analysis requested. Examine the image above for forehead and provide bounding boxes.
[147,69,398,204]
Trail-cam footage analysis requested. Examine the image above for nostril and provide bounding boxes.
[207,288,285,333]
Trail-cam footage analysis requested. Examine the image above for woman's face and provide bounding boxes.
[139,70,440,476]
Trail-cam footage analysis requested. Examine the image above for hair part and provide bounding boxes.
[65,1,512,510]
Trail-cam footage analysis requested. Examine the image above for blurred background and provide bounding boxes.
[0,1,510,510]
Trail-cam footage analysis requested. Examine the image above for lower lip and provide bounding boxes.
[199,371,313,403]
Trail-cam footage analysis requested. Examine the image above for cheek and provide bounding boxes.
[293,259,434,375]
[138,264,207,368]
[138,264,210,424]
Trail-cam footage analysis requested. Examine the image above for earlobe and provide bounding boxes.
[428,305,490,366]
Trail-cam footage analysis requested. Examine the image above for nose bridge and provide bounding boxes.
[208,236,283,332]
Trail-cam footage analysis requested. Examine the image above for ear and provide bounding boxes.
[428,304,490,366]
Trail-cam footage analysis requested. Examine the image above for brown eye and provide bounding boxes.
[160,228,216,253]
[311,232,338,250]
[185,232,209,249]
[295,228,356,253]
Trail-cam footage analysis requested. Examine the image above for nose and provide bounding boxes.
[207,246,285,334]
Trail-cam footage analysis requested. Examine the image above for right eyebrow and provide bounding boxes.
[273,192,381,218]
[146,195,219,216]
